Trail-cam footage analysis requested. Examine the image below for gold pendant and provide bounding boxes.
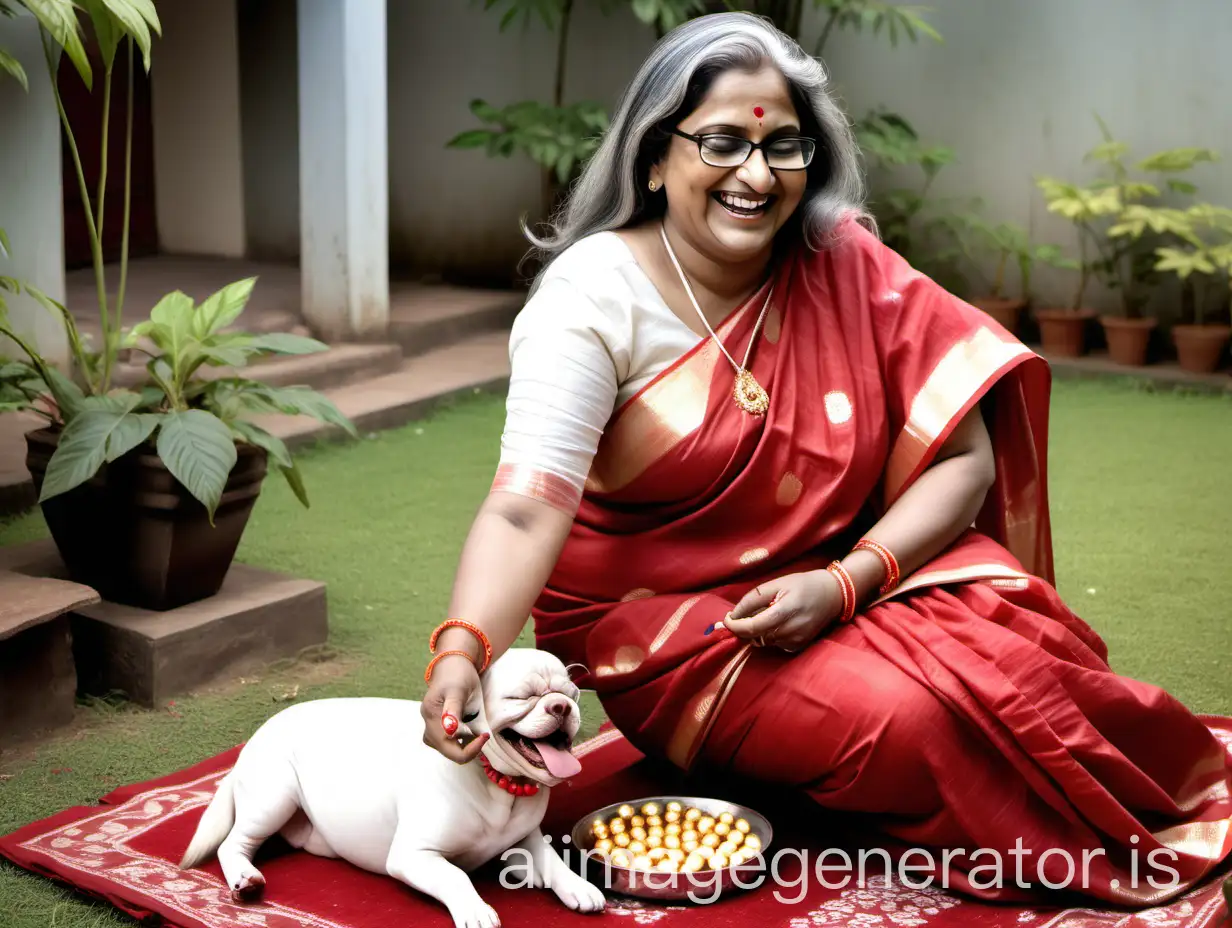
[733,369,769,416]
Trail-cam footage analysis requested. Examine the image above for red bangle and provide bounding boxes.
[424,649,474,684]
[854,538,900,596]
[826,561,857,623]
[429,619,493,673]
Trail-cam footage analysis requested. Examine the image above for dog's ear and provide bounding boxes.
[565,662,589,682]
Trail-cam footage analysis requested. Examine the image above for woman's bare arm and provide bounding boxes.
[431,491,576,664]
[841,404,997,602]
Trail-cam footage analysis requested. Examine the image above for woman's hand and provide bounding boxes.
[723,570,845,652]
[420,654,490,763]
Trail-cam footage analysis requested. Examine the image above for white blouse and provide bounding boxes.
[494,231,705,514]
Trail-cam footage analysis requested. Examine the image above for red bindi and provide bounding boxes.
[753,106,765,118]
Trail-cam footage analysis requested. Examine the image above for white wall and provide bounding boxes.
[812,0,1232,311]
[386,1,656,284]
[0,13,68,368]
[151,0,246,257]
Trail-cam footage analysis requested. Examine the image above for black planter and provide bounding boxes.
[25,427,268,611]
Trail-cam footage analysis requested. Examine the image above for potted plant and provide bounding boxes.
[1151,204,1232,373]
[964,218,1075,335]
[1035,117,1217,363]
[2,272,357,611]
[1,2,356,610]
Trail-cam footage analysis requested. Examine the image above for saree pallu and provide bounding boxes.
[524,221,1232,904]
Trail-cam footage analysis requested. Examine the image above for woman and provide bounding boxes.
[421,11,1232,904]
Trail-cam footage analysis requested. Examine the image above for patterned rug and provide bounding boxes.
[2,725,1229,928]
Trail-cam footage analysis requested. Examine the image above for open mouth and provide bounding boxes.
[500,727,580,778]
[713,191,774,219]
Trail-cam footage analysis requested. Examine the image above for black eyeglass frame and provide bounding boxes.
[669,127,817,171]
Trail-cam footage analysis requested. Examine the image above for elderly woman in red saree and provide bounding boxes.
[421,11,1232,905]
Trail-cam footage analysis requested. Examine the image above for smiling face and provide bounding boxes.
[650,63,809,264]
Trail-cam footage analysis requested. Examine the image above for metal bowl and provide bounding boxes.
[567,795,774,902]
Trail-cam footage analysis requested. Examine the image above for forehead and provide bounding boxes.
[687,64,797,121]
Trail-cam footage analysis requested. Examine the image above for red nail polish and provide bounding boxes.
[441,713,458,736]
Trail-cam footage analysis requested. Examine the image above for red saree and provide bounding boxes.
[527,220,1232,905]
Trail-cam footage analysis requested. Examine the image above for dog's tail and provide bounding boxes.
[179,773,236,870]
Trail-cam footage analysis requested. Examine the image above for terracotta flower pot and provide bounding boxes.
[25,427,268,611]
[971,297,1027,335]
[1034,308,1097,357]
[1099,316,1156,367]
[1172,324,1231,374]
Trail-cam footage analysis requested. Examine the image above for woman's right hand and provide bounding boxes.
[420,653,490,763]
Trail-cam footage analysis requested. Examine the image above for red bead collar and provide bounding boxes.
[480,755,540,797]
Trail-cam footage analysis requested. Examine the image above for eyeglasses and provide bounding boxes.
[670,128,816,171]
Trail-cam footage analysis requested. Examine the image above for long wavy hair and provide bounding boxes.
[522,11,870,284]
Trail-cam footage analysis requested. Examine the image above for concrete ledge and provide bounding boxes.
[0,569,99,748]
[389,284,523,359]
[1043,351,1232,395]
[111,342,404,393]
[0,538,329,708]
[251,331,512,450]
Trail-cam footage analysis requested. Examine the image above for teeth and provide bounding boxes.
[719,193,767,211]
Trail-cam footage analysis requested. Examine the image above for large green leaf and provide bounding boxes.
[229,419,309,508]
[38,400,149,500]
[0,46,28,90]
[80,0,121,69]
[242,333,328,356]
[193,278,256,338]
[96,0,153,70]
[25,0,91,89]
[105,410,159,461]
[250,385,358,437]
[156,409,237,522]
[0,226,10,257]
[42,365,84,421]
[148,290,194,354]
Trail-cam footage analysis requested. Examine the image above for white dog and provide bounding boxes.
[179,648,606,928]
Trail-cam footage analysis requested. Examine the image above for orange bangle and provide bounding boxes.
[424,649,474,684]
[854,539,900,596]
[826,561,857,623]
[429,619,493,673]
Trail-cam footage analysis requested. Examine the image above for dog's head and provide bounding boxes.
[463,648,583,787]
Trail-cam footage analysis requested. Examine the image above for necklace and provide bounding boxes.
[480,754,540,797]
[658,223,773,416]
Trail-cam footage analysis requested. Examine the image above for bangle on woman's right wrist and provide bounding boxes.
[423,649,474,683]
[429,618,493,673]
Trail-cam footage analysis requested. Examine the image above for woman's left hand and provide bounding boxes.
[723,570,845,652]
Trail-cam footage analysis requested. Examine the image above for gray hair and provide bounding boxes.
[522,11,870,281]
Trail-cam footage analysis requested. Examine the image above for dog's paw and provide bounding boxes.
[229,871,266,904]
[553,872,606,913]
[449,898,501,928]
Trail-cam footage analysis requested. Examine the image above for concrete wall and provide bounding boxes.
[231,2,1231,296]
[237,0,299,262]
[0,14,68,368]
[151,0,246,257]
[388,2,655,284]
[812,0,1232,311]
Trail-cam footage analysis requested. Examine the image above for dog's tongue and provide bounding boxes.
[534,741,582,778]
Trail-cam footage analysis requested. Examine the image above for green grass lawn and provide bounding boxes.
[0,379,1229,926]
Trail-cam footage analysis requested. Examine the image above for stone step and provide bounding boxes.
[0,568,100,747]
[0,539,326,712]
[110,341,404,393]
[388,282,524,360]
[251,330,511,449]
[0,333,510,518]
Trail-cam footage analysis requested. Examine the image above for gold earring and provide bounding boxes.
[648,180,658,192]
